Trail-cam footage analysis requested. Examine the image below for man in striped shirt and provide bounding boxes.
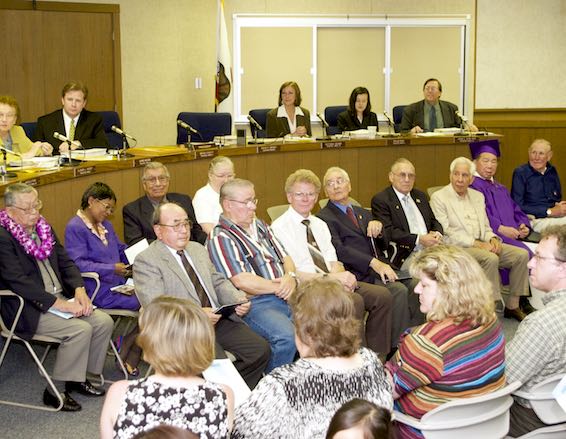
[208,178,297,372]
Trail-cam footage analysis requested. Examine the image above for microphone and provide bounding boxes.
[383,111,394,127]
[177,119,200,134]
[316,112,330,129]
[455,111,468,122]
[111,125,137,142]
[53,132,81,148]
[247,115,263,131]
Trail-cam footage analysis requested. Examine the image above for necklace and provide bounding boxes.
[0,209,55,260]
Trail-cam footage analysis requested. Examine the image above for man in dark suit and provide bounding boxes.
[317,166,410,348]
[400,78,477,134]
[34,81,108,154]
[133,202,269,389]
[0,183,113,411]
[371,158,443,270]
[122,162,207,245]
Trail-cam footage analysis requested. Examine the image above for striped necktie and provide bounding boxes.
[301,219,329,273]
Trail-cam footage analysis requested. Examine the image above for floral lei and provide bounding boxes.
[0,209,55,260]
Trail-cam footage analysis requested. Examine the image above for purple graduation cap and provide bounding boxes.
[469,138,500,160]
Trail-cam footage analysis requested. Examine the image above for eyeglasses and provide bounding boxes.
[10,200,43,214]
[392,172,416,180]
[95,199,115,214]
[532,253,566,264]
[158,219,192,232]
[228,198,258,208]
[424,86,439,92]
[291,191,318,199]
[143,176,170,185]
[325,177,348,188]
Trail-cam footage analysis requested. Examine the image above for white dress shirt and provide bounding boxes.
[276,105,304,135]
[392,187,428,247]
[193,183,222,226]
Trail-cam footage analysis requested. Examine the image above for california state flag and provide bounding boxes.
[215,0,232,114]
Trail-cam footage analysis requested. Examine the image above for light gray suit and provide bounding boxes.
[430,184,529,300]
[133,240,270,388]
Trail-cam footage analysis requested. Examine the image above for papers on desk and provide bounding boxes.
[124,239,149,264]
[203,359,251,407]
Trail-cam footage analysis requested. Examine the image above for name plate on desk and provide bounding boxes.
[388,138,409,146]
[23,178,39,187]
[74,166,96,177]
[133,158,152,167]
[194,149,218,160]
[321,141,345,149]
[454,136,477,143]
[257,145,281,154]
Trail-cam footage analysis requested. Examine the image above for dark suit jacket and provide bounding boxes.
[0,227,83,340]
[122,193,207,246]
[337,111,378,132]
[34,109,108,154]
[371,186,443,268]
[317,202,390,283]
[399,99,460,132]
[265,107,312,138]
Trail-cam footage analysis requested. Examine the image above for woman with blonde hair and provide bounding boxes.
[232,277,392,439]
[385,245,506,439]
[100,296,234,439]
[193,156,235,234]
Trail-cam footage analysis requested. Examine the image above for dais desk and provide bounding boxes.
[0,134,500,242]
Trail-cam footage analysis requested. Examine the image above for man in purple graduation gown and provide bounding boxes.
[470,138,538,314]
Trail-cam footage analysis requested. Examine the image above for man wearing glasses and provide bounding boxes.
[0,183,113,411]
[122,161,207,245]
[506,225,566,437]
[271,169,394,356]
[400,78,478,134]
[133,202,269,389]
[317,167,411,353]
[208,178,298,372]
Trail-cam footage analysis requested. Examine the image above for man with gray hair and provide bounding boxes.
[430,157,530,321]
[122,161,206,245]
[506,225,566,436]
[208,178,298,372]
[0,183,113,411]
[512,139,566,232]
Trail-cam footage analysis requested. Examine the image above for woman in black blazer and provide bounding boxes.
[337,87,379,132]
[266,81,312,138]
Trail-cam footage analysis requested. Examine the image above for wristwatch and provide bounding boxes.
[547,208,552,217]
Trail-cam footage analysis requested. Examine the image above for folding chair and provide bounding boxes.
[0,290,63,411]
[394,381,522,439]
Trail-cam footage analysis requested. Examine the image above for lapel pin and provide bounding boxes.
[416,198,421,203]
[395,205,400,209]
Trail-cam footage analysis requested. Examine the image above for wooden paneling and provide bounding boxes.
[1,2,121,122]
[474,109,566,188]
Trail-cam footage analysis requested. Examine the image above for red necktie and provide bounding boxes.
[346,206,359,228]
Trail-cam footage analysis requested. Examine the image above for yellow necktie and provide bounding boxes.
[69,119,75,141]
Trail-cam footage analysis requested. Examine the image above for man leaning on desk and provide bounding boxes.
[34,81,108,155]
[400,78,478,134]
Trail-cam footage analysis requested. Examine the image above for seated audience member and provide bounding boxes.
[65,182,141,376]
[133,202,269,389]
[386,245,505,439]
[326,399,392,439]
[400,78,477,134]
[193,156,235,234]
[123,161,206,245]
[430,157,530,321]
[506,226,566,437]
[208,179,298,372]
[317,166,411,349]
[232,278,393,439]
[272,169,393,354]
[512,139,566,232]
[34,81,108,154]
[0,95,52,157]
[266,81,312,138]
[337,87,379,132]
[100,296,234,439]
[0,183,112,411]
[371,158,443,271]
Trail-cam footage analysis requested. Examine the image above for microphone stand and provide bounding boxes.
[59,141,82,167]
[118,133,134,160]
[0,147,19,180]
